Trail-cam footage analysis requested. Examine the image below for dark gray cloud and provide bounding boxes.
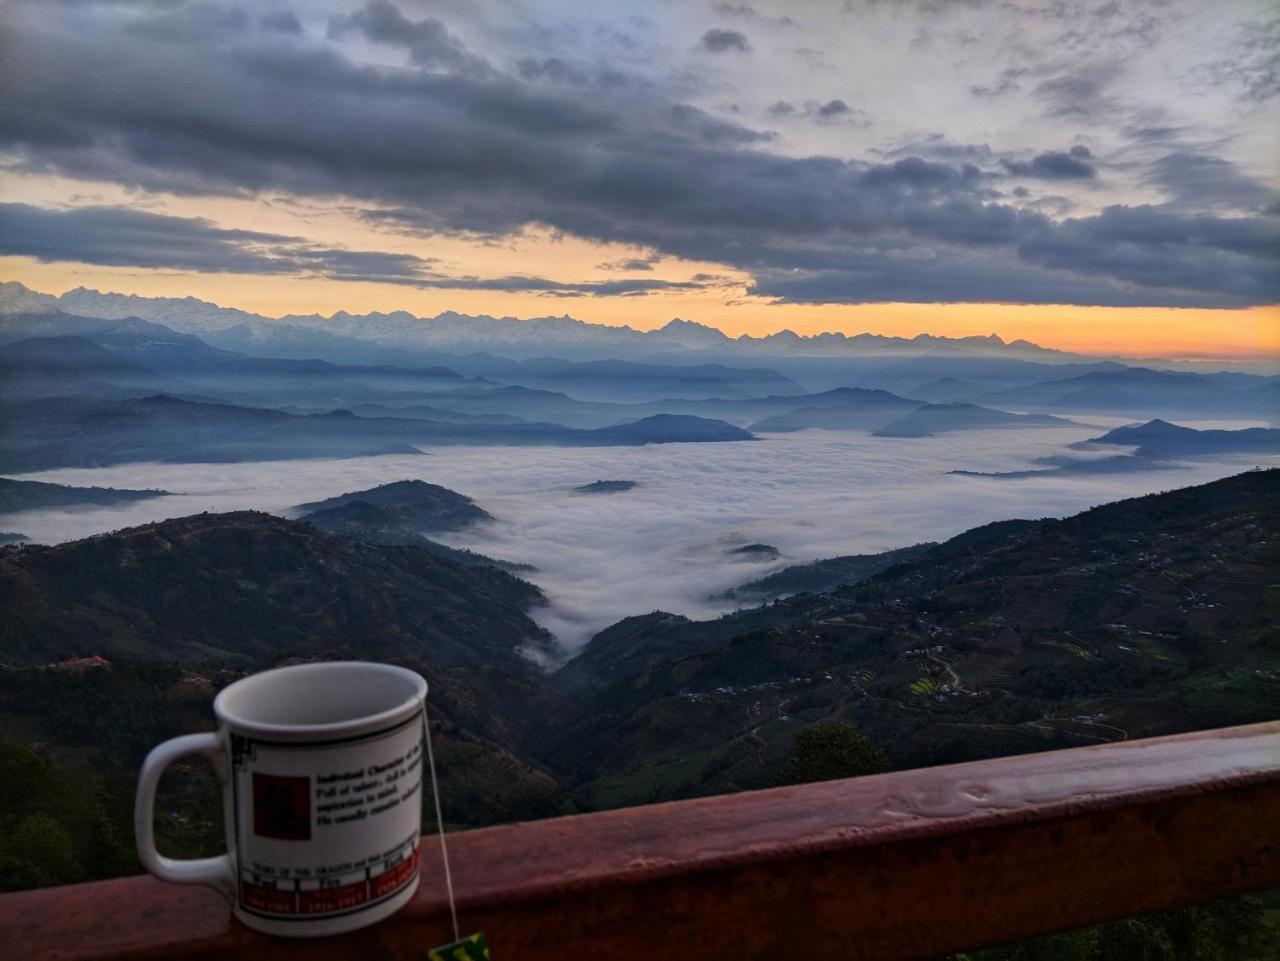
[709,2,794,27]
[328,0,489,75]
[970,68,1024,98]
[124,2,250,42]
[699,28,750,53]
[259,10,302,35]
[1146,152,1280,213]
[1001,147,1097,180]
[1032,60,1126,120]
[1016,204,1280,303]
[0,202,439,283]
[668,103,775,144]
[766,98,870,126]
[597,256,658,272]
[0,2,1275,308]
[0,202,709,297]
[516,56,588,86]
[409,275,706,297]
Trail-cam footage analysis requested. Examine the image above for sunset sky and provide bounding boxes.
[1,0,1277,359]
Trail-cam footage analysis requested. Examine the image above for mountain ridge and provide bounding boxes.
[0,280,1106,364]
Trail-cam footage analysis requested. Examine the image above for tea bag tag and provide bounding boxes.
[423,704,486,958]
[427,932,490,960]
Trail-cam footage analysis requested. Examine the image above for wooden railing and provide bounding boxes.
[3,721,1278,960]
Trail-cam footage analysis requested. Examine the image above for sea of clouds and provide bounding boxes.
[5,420,1277,655]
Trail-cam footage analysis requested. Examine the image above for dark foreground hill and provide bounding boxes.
[719,543,935,603]
[0,511,551,668]
[0,512,569,852]
[291,480,526,570]
[547,469,1280,809]
[293,479,491,533]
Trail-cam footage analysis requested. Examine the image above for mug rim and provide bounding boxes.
[213,661,428,738]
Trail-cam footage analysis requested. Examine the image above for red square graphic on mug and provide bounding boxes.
[252,773,312,840]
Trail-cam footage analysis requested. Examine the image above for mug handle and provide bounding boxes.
[134,732,235,900]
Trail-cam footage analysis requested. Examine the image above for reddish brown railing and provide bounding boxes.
[3,721,1278,960]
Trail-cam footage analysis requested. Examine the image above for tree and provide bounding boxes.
[776,722,890,786]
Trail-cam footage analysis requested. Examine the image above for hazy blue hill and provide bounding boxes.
[0,532,27,545]
[599,386,922,430]
[0,477,169,513]
[294,479,491,533]
[0,334,171,399]
[746,388,922,432]
[588,414,754,443]
[905,377,987,403]
[720,543,935,602]
[0,309,119,345]
[0,511,552,668]
[404,384,635,429]
[872,403,1078,437]
[751,407,915,434]
[978,367,1270,416]
[798,386,922,406]
[0,313,474,386]
[857,354,1123,395]
[1082,419,1280,456]
[0,395,427,472]
[349,403,533,425]
[83,321,478,400]
[448,356,803,402]
[0,320,482,413]
[947,418,1280,480]
[0,395,758,472]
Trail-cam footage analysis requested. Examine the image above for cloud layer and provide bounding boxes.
[0,1,1276,307]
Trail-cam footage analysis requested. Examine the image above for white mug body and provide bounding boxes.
[136,661,429,937]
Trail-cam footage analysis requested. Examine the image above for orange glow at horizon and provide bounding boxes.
[6,256,1277,362]
[4,174,1276,362]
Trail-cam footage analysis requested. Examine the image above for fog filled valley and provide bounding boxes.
[1,283,1278,920]
[8,427,1277,651]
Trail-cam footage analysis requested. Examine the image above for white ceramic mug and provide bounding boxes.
[134,661,429,937]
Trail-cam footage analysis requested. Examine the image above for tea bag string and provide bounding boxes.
[423,703,460,943]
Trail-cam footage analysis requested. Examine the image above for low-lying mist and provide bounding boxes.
[6,420,1277,655]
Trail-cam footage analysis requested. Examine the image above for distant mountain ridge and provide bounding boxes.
[0,280,1092,363]
[0,392,756,473]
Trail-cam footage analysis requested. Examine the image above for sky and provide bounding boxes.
[1,0,1278,358]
